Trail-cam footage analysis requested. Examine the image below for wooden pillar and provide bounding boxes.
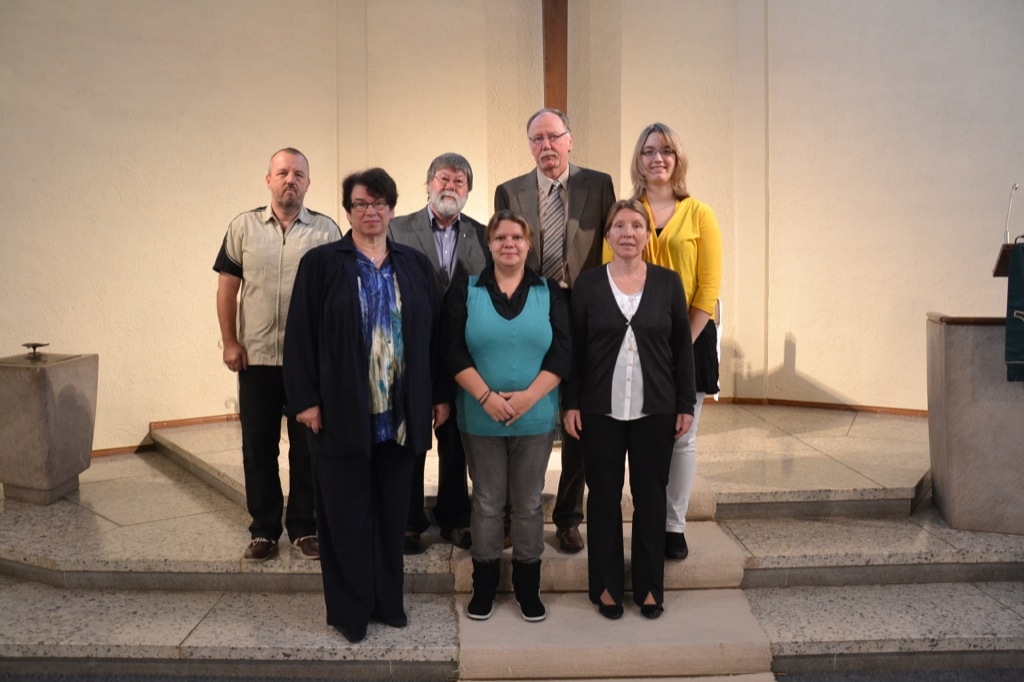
[542,0,568,112]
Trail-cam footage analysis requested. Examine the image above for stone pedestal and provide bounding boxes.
[926,314,1024,534]
[0,352,98,504]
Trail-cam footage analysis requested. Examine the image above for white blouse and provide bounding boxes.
[606,266,646,421]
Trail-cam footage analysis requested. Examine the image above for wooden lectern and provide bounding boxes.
[993,243,1014,277]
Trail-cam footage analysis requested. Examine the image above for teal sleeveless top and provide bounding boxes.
[456,276,559,437]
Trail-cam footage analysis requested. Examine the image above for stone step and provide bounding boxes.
[457,589,772,680]
[2,448,1017,600]
[0,577,458,680]
[459,677,777,682]
[453,520,746,593]
[150,417,925,523]
[5,566,1023,679]
[724,506,1024,588]
[0,450,739,594]
[749,582,1024,674]
[149,422,718,524]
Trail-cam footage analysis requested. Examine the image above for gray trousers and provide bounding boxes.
[462,431,555,562]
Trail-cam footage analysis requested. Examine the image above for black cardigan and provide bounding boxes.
[563,264,696,416]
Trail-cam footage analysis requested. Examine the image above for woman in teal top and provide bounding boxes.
[443,209,571,623]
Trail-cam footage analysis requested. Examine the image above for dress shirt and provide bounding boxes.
[427,206,460,285]
[212,205,340,366]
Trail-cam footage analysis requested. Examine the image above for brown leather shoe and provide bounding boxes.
[293,535,319,560]
[556,526,584,553]
[448,527,472,550]
[243,537,278,562]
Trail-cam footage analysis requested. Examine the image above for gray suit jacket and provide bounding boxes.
[493,163,615,287]
[388,207,489,294]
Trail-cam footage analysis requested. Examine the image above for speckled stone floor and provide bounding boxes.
[1,404,1022,680]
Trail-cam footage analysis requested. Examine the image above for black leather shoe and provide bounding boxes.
[665,531,688,560]
[403,531,423,555]
[337,624,367,643]
[556,526,584,553]
[641,603,664,619]
[598,602,623,620]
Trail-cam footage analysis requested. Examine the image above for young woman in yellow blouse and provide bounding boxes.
[628,122,723,561]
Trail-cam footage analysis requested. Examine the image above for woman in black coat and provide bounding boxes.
[562,198,696,621]
[284,168,448,643]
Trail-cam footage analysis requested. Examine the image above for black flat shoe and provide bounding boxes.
[598,602,624,620]
[640,603,664,619]
[665,531,688,560]
[336,624,367,643]
[373,611,408,628]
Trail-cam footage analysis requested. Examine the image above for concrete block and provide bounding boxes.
[0,352,98,504]
[926,315,1024,534]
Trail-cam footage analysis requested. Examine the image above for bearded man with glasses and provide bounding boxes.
[389,153,489,555]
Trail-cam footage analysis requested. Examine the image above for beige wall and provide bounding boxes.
[2,0,1021,449]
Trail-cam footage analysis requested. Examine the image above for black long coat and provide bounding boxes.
[283,232,445,459]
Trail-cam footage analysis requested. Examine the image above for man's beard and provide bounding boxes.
[430,190,466,219]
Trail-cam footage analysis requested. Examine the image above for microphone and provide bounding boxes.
[1006,182,1020,244]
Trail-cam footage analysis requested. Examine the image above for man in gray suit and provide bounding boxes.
[390,152,488,554]
[494,109,616,553]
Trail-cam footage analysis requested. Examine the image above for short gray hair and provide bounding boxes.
[426,153,473,192]
[526,108,572,134]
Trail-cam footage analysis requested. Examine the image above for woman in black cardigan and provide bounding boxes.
[562,198,696,620]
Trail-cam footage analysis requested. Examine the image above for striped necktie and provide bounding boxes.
[541,182,565,281]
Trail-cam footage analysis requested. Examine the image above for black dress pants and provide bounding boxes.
[314,441,414,629]
[238,365,316,541]
[581,413,674,607]
[552,430,585,529]
[407,405,472,536]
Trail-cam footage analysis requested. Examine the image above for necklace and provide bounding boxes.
[359,246,388,266]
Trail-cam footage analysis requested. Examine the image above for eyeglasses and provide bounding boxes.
[529,131,570,146]
[640,147,676,159]
[433,174,468,190]
[350,200,389,213]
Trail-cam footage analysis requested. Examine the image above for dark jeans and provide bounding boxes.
[408,406,472,536]
[582,413,674,607]
[238,365,316,542]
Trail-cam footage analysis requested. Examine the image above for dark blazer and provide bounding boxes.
[494,164,615,287]
[563,264,696,417]
[283,233,444,459]
[388,207,489,293]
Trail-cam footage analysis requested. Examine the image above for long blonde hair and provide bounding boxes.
[629,122,689,200]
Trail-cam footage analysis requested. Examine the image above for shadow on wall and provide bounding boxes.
[726,332,854,407]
